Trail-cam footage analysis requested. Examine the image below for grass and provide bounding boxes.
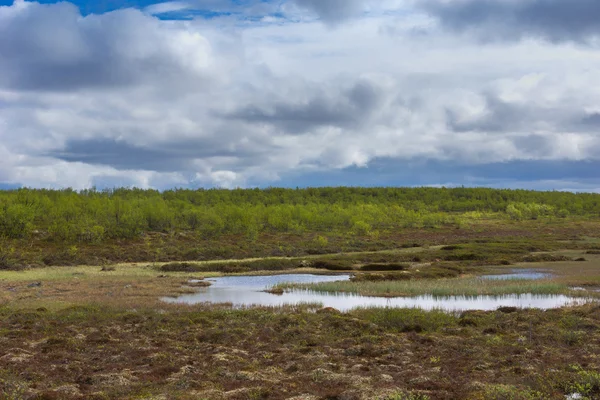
[0,263,211,282]
[3,218,600,269]
[0,264,223,311]
[276,277,575,297]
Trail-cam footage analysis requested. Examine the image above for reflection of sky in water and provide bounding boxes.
[163,274,593,312]
[481,269,552,281]
[202,274,351,289]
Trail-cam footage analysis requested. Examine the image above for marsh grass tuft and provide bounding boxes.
[352,307,456,332]
[277,277,572,297]
[381,391,431,400]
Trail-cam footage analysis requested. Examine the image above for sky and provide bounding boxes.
[1,0,600,191]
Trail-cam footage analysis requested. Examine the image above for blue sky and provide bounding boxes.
[0,0,599,191]
[0,0,158,14]
[0,0,234,14]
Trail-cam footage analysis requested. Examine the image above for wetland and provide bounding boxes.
[2,187,600,399]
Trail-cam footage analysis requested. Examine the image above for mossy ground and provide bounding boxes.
[1,304,600,399]
[2,221,600,399]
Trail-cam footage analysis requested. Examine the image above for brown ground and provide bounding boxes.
[1,303,599,399]
[2,221,600,399]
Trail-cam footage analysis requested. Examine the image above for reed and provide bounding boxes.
[276,277,578,297]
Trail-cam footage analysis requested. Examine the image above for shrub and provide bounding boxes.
[441,245,462,251]
[360,263,410,272]
[160,262,200,272]
[444,251,480,261]
[313,235,329,248]
[522,254,570,263]
[312,260,352,271]
[351,220,372,236]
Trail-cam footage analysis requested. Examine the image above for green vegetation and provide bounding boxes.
[1,187,600,268]
[276,277,573,297]
[1,187,598,242]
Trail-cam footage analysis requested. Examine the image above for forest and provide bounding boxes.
[0,187,598,242]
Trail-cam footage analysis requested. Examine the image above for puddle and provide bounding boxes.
[480,269,551,281]
[163,274,592,312]
[197,274,351,289]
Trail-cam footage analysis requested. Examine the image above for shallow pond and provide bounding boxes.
[480,269,552,281]
[163,274,592,312]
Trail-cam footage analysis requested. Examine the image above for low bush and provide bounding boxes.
[522,254,570,263]
[441,245,462,251]
[160,262,200,272]
[311,260,353,271]
[444,251,480,261]
[360,263,410,272]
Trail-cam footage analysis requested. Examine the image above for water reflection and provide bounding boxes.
[480,269,552,281]
[163,274,592,312]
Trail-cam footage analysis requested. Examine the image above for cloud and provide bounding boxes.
[145,2,193,15]
[0,0,600,190]
[228,78,385,134]
[581,113,600,126]
[419,0,600,43]
[0,1,215,91]
[291,0,368,24]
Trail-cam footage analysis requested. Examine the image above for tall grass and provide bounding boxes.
[351,307,458,332]
[277,277,571,297]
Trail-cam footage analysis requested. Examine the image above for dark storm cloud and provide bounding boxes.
[292,0,366,24]
[228,80,384,133]
[420,0,600,43]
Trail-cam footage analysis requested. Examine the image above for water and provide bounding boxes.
[163,274,592,312]
[480,269,552,281]
[571,286,600,293]
[196,274,352,289]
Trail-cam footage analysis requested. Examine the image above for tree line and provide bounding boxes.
[0,187,598,241]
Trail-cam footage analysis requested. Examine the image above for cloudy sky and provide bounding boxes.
[1,0,599,191]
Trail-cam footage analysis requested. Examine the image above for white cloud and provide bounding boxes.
[145,2,192,15]
[0,0,599,189]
